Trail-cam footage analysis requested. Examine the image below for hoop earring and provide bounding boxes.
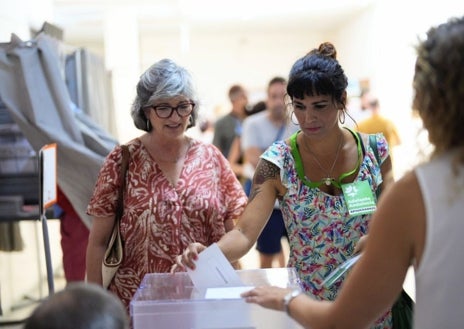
[146,119,151,131]
[290,111,299,125]
[338,109,346,124]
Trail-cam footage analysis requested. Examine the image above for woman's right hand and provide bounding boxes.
[171,242,207,273]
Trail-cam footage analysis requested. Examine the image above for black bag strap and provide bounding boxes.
[358,132,381,162]
[368,135,383,199]
[357,132,383,198]
[369,134,381,165]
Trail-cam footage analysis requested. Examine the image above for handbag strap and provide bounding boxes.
[369,134,381,166]
[115,145,130,222]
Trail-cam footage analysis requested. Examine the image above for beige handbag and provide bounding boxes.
[102,145,129,289]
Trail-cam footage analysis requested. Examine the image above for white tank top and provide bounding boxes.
[415,152,464,329]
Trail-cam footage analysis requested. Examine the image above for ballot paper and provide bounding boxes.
[186,243,245,289]
[205,286,255,299]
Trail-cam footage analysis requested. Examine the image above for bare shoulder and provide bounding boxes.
[390,170,419,193]
[378,170,422,220]
[375,170,426,264]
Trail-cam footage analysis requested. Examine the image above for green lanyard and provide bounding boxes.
[290,128,362,189]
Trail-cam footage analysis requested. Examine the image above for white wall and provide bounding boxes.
[67,2,463,150]
[2,0,460,151]
[135,28,325,142]
[90,25,327,143]
[333,1,462,176]
[0,0,53,41]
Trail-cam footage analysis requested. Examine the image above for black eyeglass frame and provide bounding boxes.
[146,101,195,119]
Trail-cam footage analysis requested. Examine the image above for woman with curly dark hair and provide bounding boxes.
[177,41,395,328]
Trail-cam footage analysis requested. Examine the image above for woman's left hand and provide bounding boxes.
[241,286,292,311]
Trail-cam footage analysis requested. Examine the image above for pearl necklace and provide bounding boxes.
[303,132,344,186]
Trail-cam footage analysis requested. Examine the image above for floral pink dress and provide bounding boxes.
[87,138,247,310]
[261,131,392,329]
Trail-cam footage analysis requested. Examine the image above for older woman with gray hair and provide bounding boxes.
[86,59,247,311]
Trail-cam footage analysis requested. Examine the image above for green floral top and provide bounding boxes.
[261,130,392,329]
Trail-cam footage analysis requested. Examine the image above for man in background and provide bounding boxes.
[211,85,249,270]
[241,77,299,268]
[357,92,401,154]
[212,84,249,158]
[345,87,372,129]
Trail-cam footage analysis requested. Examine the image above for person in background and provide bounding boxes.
[247,100,266,116]
[194,117,215,144]
[55,187,89,282]
[212,84,249,158]
[227,100,267,187]
[357,92,401,160]
[177,42,393,328]
[344,87,372,129]
[210,84,249,270]
[239,16,464,329]
[359,87,373,112]
[24,282,129,329]
[86,59,247,311]
[240,77,299,268]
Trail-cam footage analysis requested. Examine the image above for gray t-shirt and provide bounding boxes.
[212,112,241,157]
[241,111,299,152]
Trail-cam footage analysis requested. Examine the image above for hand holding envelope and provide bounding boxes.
[172,242,207,272]
[185,243,255,299]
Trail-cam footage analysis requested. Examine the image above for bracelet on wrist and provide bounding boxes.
[283,289,302,316]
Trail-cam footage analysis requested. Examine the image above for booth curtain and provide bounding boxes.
[0,33,117,228]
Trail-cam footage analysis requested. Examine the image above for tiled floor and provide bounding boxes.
[0,271,66,328]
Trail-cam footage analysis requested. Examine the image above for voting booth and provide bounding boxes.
[131,267,304,329]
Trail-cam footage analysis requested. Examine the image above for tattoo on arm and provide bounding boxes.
[248,160,280,202]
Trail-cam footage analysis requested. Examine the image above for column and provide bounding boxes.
[104,6,140,143]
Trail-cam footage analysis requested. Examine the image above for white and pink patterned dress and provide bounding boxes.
[87,138,247,310]
[261,131,392,329]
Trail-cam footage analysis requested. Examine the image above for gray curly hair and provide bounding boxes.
[130,58,199,131]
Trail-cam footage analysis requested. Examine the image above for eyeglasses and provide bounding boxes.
[149,101,195,119]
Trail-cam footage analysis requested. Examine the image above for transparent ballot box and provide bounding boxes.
[130,268,304,329]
